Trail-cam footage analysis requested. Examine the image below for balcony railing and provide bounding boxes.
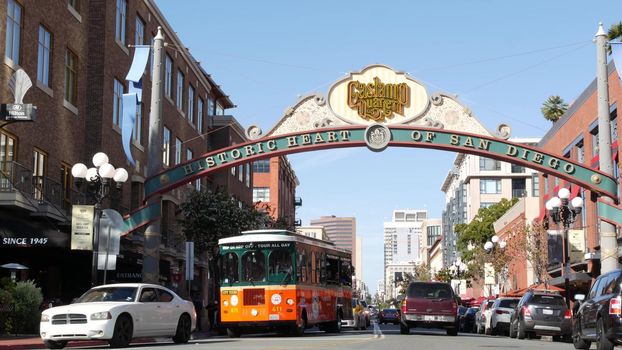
[0,161,85,220]
[512,189,527,198]
[294,197,302,206]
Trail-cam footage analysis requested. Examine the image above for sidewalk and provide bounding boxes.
[0,331,216,349]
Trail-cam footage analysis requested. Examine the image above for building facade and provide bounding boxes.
[0,0,236,304]
[252,156,299,228]
[309,215,357,275]
[295,226,329,241]
[440,139,540,267]
[537,61,621,291]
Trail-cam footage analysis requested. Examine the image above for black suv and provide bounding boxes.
[572,269,622,350]
[508,289,571,341]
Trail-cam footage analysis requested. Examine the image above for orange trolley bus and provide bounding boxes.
[218,229,354,337]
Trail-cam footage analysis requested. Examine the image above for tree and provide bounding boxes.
[434,268,453,283]
[506,220,550,285]
[608,21,622,42]
[179,189,273,257]
[541,95,568,123]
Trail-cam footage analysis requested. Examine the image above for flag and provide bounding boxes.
[612,42,622,84]
[122,45,150,166]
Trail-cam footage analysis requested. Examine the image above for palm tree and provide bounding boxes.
[541,95,568,123]
[608,21,622,42]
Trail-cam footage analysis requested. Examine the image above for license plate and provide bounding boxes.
[424,315,438,321]
[269,314,280,320]
[542,309,553,315]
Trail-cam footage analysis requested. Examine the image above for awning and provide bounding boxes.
[0,210,69,248]
[549,272,593,286]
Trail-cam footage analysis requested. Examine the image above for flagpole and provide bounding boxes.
[595,23,619,275]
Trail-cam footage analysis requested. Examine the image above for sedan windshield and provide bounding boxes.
[76,287,138,303]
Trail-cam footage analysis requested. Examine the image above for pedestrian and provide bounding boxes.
[207,301,218,331]
[192,292,203,331]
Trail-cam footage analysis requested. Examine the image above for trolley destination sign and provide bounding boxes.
[144,126,618,202]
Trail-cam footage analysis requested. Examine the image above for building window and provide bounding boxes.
[115,0,127,45]
[611,108,618,142]
[511,164,525,173]
[37,25,52,87]
[238,165,243,182]
[176,70,184,111]
[186,148,193,161]
[165,54,173,98]
[245,163,251,187]
[0,131,16,188]
[133,103,142,144]
[480,202,495,208]
[532,174,540,197]
[253,159,270,173]
[68,0,79,12]
[175,138,182,165]
[60,163,72,210]
[197,98,204,133]
[479,157,500,171]
[207,97,214,115]
[113,79,124,127]
[5,0,22,64]
[480,179,501,194]
[216,103,224,115]
[33,149,47,201]
[187,85,194,125]
[591,126,599,157]
[577,140,585,163]
[65,49,78,106]
[162,126,171,166]
[253,187,270,202]
[135,16,145,45]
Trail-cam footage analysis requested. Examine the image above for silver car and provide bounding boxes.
[485,297,520,335]
[474,299,495,334]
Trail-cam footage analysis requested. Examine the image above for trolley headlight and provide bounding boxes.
[40,314,49,322]
[286,298,294,305]
[230,295,239,306]
[251,308,258,317]
[224,300,229,307]
[271,294,282,305]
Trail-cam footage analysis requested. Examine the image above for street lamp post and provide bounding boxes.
[450,257,466,296]
[72,152,128,287]
[484,236,506,297]
[545,187,583,308]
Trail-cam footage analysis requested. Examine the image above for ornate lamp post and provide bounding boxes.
[71,152,128,286]
[484,235,506,297]
[545,187,583,308]
[450,257,467,296]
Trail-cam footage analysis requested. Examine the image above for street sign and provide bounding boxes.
[71,205,94,250]
[185,241,194,280]
[0,104,36,121]
[98,209,124,255]
[484,263,495,285]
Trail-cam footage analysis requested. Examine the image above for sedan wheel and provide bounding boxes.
[572,320,591,350]
[172,314,192,344]
[43,340,67,349]
[509,321,517,338]
[109,315,133,348]
[516,320,526,340]
[596,318,614,350]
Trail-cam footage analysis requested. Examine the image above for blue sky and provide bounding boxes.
[155,0,622,294]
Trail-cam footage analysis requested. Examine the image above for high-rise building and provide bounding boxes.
[420,218,442,264]
[440,138,540,267]
[383,209,427,298]
[309,215,356,269]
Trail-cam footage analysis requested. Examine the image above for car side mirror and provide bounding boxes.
[575,294,585,302]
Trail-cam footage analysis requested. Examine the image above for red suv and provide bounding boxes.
[400,282,459,335]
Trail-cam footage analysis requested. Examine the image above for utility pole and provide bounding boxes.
[595,23,619,274]
[142,27,165,283]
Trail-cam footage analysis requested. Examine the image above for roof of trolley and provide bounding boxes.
[219,229,351,257]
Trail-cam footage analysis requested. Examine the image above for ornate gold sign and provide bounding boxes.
[328,65,429,125]
[347,77,410,122]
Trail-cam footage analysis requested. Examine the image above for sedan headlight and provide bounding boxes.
[40,314,49,322]
[90,312,112,320]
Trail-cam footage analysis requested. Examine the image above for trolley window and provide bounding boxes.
[242,250,266,282]
[268,249,292,282]
[221,252,239,284]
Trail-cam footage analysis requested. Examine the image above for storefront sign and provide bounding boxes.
[71,205,94,250]
[1,237,49,246]
[484,263,495,285]
[0,104,36,121]
[568,229,586,263]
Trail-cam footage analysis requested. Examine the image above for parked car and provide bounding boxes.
[379,308,401,325]
[508,289,571,341]
[400,281,459,336]
[460,307,479,333]
[40,283,196,349]
[485,297,520,335]
[474,299,495,334]
[572,269,622,350]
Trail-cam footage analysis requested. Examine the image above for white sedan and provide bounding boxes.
[40,283,196,349]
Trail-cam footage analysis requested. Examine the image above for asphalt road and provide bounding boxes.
[29,322,584,350]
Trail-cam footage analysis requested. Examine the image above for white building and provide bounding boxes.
[441,138,541,267]
[384,262,419,300]
[295,226,330,241]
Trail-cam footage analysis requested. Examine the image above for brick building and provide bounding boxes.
[537,61,621,293]
[252,156,299,227]
[0,0,240,303]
